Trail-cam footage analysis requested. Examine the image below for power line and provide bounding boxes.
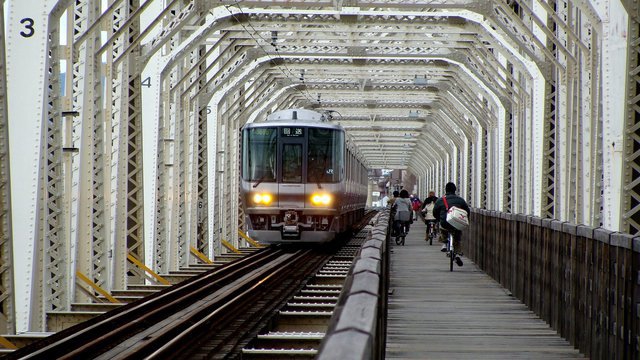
[223,2,316,104]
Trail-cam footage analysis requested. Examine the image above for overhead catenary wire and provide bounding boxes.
[223,2,317,105]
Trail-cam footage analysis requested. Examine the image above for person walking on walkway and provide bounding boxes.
[433,182,470,265]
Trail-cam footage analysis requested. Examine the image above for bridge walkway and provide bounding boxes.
[385,220,586,359]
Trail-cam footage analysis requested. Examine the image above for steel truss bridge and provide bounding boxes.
[0,0,638,336]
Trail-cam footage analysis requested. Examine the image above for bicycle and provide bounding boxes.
[394,220,409,246]
[444,229,463,271]
[425,220,438,246]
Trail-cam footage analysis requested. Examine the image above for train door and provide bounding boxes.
[278,127,306,208]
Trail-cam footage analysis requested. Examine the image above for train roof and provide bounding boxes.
[267,109,324,122]
[244,109,344,131]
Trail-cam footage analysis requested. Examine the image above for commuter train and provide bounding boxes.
[240,109,368,243]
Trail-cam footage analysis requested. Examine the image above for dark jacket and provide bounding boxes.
[433,192,470,230]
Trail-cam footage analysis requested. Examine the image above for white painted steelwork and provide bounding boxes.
[0,0,635,333]
[0,0,15,335]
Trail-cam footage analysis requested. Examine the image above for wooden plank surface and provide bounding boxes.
[385,221,586,359]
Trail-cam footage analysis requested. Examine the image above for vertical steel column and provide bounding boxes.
[584,18,600,226]
[217,90,244,249]
[588,31,603,227]
[504,62,515,213]
[503,0,521,213]
[214,103,226,255]
[167,72,182,271]
[448,150,454,184]
[193,42,209,261]
[224,102,240,248]
[175,55,187,269]
[60,7,77,308]
[542,0,558,219]
[32,5,68,330]
[487,128,495,209]
[111,0,145,286]
[153,67,173,274]
[467,142,473,207]
[481,128,488,209]
[622,2,640,234]
[575,12,598,226]
[504,109,513,213]
[195,102,209,258]
[456,148,462,195]
[0,0,15,335]
[236,106,246,235]
[165,86,181,271]
[71,0,111,304]
[563,1,578,224]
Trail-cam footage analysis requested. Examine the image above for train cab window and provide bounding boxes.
[282,144,303,183]
[242,127,276,182]
[307,128,344,183]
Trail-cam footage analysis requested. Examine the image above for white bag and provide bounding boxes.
[446,206,469,230]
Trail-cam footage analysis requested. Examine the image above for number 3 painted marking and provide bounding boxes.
[20,18,35,38]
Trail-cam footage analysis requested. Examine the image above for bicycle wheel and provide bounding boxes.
[449,249,454,271]
[429,227,434,246]
[395,234,402,245]
[401,224,406,245]
[448,234,454,271]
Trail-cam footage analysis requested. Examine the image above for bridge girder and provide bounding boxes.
[2,0,626,334]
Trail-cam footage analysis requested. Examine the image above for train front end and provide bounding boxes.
[240,109,347,244]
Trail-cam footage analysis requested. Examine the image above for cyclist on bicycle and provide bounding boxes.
[387,190,400,208]
[421,191,438,241]
[392,189,413,236]
[433,182,470,266]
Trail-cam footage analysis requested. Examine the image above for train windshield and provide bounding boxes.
[242,127,277,182]
[282,144,303,183]
[307,128,344,183]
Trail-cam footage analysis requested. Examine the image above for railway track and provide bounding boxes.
[240,231,370,359]
[6,211,378,359]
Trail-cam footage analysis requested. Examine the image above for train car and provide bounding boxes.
[240,108,368,243]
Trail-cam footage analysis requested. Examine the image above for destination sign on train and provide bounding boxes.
[281,127,304,137]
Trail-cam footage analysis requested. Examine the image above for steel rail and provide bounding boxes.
[7,248,283,359]
[9,212,378,359]
[136,250,322,359]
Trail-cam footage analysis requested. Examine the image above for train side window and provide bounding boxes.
[350,153,354,181]
[346,151,350,180]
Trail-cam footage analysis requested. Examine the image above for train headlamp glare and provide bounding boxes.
[311,193,332,206]
[253,193,273,205]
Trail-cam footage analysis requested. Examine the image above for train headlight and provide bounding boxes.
[253,193,273,205]
[311,193,332,206]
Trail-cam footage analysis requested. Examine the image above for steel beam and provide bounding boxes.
[0,0,15,335]
[622,1,640,234]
